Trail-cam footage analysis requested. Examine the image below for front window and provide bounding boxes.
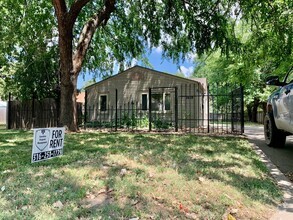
[100,95,107,111]
[151,94,163,111]
[142,94,148,110]
[151,93,171,111]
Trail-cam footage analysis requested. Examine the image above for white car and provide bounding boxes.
[264,67,293,147]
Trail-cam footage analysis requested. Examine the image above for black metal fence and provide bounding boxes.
[84,83,244,134]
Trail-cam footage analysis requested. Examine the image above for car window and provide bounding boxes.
[285,72,293,84]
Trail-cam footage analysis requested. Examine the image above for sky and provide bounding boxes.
[77,48,196,89]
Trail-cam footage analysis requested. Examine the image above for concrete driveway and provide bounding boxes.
[245,125,293,219]
[245,125,293,179]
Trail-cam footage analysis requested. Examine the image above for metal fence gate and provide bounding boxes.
[205,84,244,134]
[149,87,178,132]
[85,83,244,134]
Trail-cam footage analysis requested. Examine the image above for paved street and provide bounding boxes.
[245,125,293,219]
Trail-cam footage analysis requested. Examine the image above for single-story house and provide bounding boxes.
[85,65,207,128]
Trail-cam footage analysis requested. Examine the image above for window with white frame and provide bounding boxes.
[151,93,171,111]
[141,94,148,110]
[99,95,107,111]
[151,93,163,111]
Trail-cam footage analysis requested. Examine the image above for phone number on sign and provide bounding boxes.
[32,149,62,162]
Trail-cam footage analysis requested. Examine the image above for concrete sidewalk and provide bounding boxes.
[245,126,293,219]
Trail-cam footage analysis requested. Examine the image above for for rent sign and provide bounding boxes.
[31,127,65,163]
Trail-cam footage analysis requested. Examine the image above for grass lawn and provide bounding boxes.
[0,127,282,220]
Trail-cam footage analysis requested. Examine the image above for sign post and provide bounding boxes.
[31,127,65,163]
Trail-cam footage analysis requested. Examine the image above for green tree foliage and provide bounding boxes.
[1,0,291,130]
[239,0,292,63]
[0,0,59,100]
[193,0,293,121]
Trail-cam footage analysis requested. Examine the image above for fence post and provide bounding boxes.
[115,89,118,131]
[131,101,134,130]
[175,87,178,132]
[32,92,35,129]
[84,90,88,130]
[56,88,61,127]
[240,84,245,134]
[149,88,152,131]
[231,88,235,132]
[207,84,210,133]
[7,93,11,129]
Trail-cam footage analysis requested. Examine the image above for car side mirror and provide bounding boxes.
[266,76,284,86]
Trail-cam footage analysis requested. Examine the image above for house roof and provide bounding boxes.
[85,65,206,91]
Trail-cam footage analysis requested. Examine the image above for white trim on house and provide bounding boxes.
[138,91,173,113]
[140,93,148,110]
[151,92,172,113]
[99,94,108,112]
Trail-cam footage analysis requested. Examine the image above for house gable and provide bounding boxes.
[85,65,205,92]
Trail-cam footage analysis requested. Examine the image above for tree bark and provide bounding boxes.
[53,0,78,131]
[59,28,78,131]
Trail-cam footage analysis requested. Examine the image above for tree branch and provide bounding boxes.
[72,0,116,75]
[52,0,67,19]
[68,0,91,26]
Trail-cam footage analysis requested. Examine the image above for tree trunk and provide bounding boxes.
[247,104,252,122]
[60,75,78,131]
[261,102,267,114]
[57,16,78,131]
[59,41,79,131]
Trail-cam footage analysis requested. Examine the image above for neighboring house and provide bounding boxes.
[0,100,7,125]
[85,65,207,128]
[76,91,85,104]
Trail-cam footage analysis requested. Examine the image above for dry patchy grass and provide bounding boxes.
[0,128,282,219]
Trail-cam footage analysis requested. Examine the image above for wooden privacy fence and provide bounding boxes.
[7,98,83,129]
[256,111,265,124]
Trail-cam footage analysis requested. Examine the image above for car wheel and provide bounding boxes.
[264,113,286,147]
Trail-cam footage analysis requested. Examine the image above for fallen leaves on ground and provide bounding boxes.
[53,200,63,209]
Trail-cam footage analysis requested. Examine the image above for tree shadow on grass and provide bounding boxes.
[0,130,282,212]
[109,134,282,205]
[1,150,183,219]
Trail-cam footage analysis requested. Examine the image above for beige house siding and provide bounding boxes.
[86,66,207,128]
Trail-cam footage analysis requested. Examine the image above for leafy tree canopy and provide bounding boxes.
[0,0,59,100]
[193,1,292,122]
[1,0,291,129]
